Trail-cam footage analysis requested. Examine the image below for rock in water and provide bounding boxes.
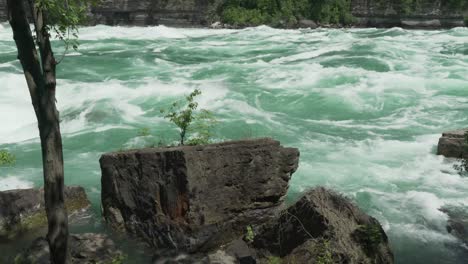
[0,186,91,240]
[298,19,318,29]
[437,128,468,158]
[100,138,299,252]
[253,187,394,264]
[440,206,468,247]
[14,233,124,264]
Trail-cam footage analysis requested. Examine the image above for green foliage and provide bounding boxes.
[314,239,333,264]
[35,0,100,51]
[308,0,355,25]
[0,149,16,166]
[245,225,255,243]
[442,0,468,10]
[107,254,127,264]
[186,109,218,146]
[137,127,151,137]
[161,89,217,146]
[222,6,270,26]
[219,0,355,26]
[267,256,282,264]
[353,223,383,254]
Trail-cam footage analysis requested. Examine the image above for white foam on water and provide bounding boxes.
[0,176,34,191]
[0,74,38,144]
[77,25,235,40]
[1,25,468,263]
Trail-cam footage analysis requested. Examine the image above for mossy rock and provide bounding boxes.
[0,186,91,240]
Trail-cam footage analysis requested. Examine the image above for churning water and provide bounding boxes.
[0,24,467,263]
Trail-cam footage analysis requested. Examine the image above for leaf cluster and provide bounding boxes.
[35,0,100,50]
[161,89,217,146]
[0,149,16,166]
[219,0,355,27]
[314,239,333,264]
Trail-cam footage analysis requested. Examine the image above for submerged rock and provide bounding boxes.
[14,233,124,264]
[0,186,91,240]
[100,138,299,252]
[440,206,468,246]
[253,187,393,264]
[437,128,468,158]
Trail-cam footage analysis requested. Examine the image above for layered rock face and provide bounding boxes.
[352,0,465,28]
[0,186,91,240]
[100,138,300,252]
[437,128,468,158]
[90,0,211,26]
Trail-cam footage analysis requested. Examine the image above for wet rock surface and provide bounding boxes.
[252,187,393,264]
[0,186,91,240]
[441,206,468,247]
[437,128,468,158]
[15,233,124,264]
[149,188,394,264]
[100,138,393,263]
[100,138,299,252]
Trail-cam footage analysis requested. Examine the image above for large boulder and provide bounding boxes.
[0,186,91,240]
[150,188,394,264]
[252,187,394,264]
[14,233,124,264]
[437,128,468,158]
[100,138,299,252]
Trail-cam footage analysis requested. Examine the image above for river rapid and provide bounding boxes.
[0,24,468,263]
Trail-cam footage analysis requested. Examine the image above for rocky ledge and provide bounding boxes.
[437,128,468,158]
[0,186,91,240]
[251,187,393,263]
[100,138,394,263]
[14,233,124,264]
[100,138,300,252]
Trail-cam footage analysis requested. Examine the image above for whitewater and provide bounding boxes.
[0,24,467,263]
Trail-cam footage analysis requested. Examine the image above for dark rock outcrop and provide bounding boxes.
[0,0,6,21]
[14,233,124,264]
[253,187,393,264]
[149,188,394,264]
[351,0,466,28]
[100,138,299,253]
[0,186,91,240]
[437,128,468,158]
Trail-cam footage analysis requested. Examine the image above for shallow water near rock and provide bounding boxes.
[0,24,467,263]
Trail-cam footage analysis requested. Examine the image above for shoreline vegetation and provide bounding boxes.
[0,0,467,29]
[212,0,468,28]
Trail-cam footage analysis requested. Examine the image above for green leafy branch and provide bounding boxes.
[161,89,218,146]
[0,150,16,167]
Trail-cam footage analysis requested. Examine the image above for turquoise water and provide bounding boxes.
[0,24,468,263]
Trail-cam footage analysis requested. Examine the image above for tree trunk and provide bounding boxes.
[7,0,70,263]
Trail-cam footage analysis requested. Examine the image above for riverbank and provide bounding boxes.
[1,24,467,264]
[0,0,466,29]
